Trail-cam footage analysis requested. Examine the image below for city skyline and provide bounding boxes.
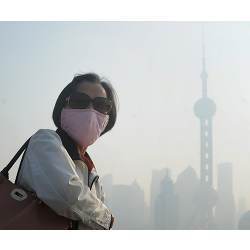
[101,162,245,229]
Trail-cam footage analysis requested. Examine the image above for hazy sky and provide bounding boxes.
[1,21,250,207]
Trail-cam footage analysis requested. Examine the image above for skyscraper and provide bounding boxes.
[193,28,217,228]
[110,181,146,229]
[194,29,216,187]
[154,170,179,229]
[150,168,169,228]
[215,163,236,229]
[175,166,200,229]
[237,197,247,223]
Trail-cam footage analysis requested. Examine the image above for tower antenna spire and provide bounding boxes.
[201,24,208,97]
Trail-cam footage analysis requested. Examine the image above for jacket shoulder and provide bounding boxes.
[30,129,62,144]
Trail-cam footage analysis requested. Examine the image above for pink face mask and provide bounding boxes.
[60,108,109,149]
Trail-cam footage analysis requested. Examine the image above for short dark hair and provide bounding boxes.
[52,73,118,136]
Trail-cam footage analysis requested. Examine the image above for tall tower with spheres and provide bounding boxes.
[193,28,217,229]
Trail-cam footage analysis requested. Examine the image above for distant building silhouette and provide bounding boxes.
[238,211,250,229]
[109,180,146,229]
[154,170,179,229]
[175,166,199,229]
[214,163,236,229]
[237,197,247,224]
[150,168,169,228]
[130,180,147,229]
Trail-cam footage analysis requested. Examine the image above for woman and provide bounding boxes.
[16,73,118,229]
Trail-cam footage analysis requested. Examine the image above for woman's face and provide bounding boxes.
[62,82,109,149]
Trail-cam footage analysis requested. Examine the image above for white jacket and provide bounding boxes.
[16,129,113,230]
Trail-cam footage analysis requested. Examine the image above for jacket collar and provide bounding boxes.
[55,128,96,172]
[56,128,81,160]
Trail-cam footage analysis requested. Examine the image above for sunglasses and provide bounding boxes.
[66,92,112,115]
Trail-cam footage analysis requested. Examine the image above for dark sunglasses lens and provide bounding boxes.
[69,95,90,109]
[93,98,112,114]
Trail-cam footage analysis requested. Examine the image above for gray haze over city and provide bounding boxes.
[1,21,250,229]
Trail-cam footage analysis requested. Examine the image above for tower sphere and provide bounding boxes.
[194,97,216,118]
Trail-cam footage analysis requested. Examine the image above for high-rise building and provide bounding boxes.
[110,180,146,229]
[154,170,179,229]
[214,163,236,229]
[150,168,169,228]
[175,166,200,229]
[193,28,217,228]
[237,197,247,223]
[238,211,250,229]
[193,29,216,187]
